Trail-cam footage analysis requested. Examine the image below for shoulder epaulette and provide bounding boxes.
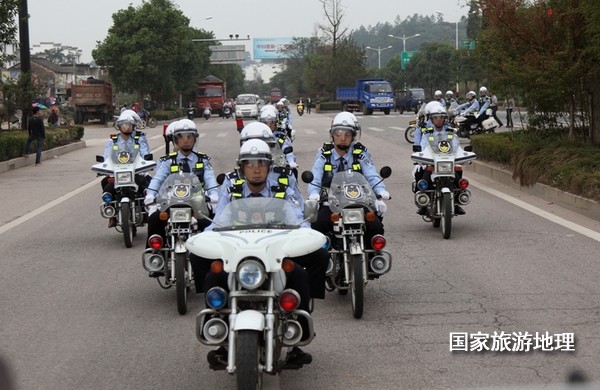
[134,130,145,137]
[193,151,209,161]
[322,142,334,151]
[159,152,177,162]
[353,142,365,151]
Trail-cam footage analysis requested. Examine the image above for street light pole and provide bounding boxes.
[365,45,392,69]
[387,33,421,52]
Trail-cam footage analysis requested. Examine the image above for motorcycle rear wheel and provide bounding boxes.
[121,205,133,248]
[350,254,364,319]
[175,253,188,315]
[441,192,452,239]
[405,126,416,143]
[137,120,147,129]
[236,330,262,390]
[147,117,157,128]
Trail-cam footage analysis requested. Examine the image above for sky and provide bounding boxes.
[25,0,466,63]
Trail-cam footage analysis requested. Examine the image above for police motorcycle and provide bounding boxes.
[454,108,499,139]
[296,101,305,116]
[411,136,476,239]
[302,167,393,319]
[92,147,156,248]
[142,172,211,315]
[186,197,324,388]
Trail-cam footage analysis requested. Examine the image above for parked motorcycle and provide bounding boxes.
[142,172,211,315]
[92,147,156,248]
[302,167,393,319]
[454,108,498,138]
[187,106,196,120]
[203,106,212,120]
[411,140,476,239]
[296,102,304,116]
[186,197,323,388]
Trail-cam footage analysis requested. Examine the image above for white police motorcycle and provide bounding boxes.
[186,197,324,389]
[92,147,156,248]
[142,172,210,315]
[411,138,476,239]
[302,167,393,319]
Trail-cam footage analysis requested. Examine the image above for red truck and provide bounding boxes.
[196,75,226,116]
[70,78,113,124]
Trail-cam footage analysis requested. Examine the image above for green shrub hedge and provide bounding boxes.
[0,125,84,162]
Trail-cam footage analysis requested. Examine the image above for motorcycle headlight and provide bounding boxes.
[237,259,266,290]
[170,208,192,223]
[115,172,133,184]
[342,209,365,224]
[436,161,454,174]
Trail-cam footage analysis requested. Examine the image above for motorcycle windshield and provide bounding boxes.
[155,172,208,216]
[212,198,301,231]
[327,171,377,214]
[426,137,456,155]
[109,145,140,165]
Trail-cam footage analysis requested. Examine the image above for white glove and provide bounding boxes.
[308,193,321,202]
[288,161,298,169]
[375,199,387,216]
[147,204,158,215]
[378,190,390,200]
[144,194,155,206]
[209,193,219,204]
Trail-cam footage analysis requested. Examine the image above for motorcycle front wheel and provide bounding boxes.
[137,120,147,130]
[441,192,452,239]
[121,204,133,248]
[175,253,188,315]
[405,126,416,143]
[236,330,262,390]
[350,254,364,319]
[147,117,157,128]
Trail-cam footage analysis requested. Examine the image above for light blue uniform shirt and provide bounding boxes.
[456,99,480,115]
[420,125,460,152]
[146,151,218,197]
[207,178,307,231]
[103,132,150,161]
[478,96,491,116]
[308,142,387,198]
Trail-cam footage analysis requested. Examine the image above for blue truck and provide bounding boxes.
[336,79,395,115]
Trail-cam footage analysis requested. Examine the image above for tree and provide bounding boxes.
[93,0,211,106]
[41,48,66,64]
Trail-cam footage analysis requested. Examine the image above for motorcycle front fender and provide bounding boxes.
[349,241,363,255]
[232,310,265,332]
[441,187,452,194]
[120,197,131,204]
[174,241,187,254]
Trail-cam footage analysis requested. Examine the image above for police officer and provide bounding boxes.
[417,105,465,215]
[455,90,480,129]
[307,112,390,247]
[101,111,151,227]
[433,89,446,108]
[259,108,298,170]
[476,86,492,126]
[445,90,458,110]
[200,139,328,368]
[143,119,219,276]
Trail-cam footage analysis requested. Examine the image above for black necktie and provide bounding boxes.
[337,157,346,173]
[249,192,263,197]
[180,157,191,173]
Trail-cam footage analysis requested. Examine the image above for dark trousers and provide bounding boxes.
[311,205,384,250]
[506,108,513,127]
[146,212,211,247]
[491,106,503,126]
[24,136,43,164]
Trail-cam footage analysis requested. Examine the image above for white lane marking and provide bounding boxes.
[389,126,405,131]
[470,178,600,242]
[368,127,384,132]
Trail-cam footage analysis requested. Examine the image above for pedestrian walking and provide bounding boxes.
[505,94,515,128]
[490,92,503,127]
[23,106,46,165]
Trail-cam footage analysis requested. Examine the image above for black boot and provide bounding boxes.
[454,205,466,215]
[417,207,427,215]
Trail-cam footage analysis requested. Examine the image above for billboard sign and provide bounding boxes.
[253,37,295,60]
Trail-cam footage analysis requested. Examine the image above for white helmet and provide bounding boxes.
[445,90,454,98]
[120,109,142,123]
[428,104,448,119]
[173,118,198,137]
[423,101,444,117]
[260,104,277,114]
[466,91,477,99]
[330,111,360,138]
[259,108,278,125]
[165,120,178,137]
[116,111,137,132]
[434,90,443,98]
[479,86,488,95]
[275,100,284,107]
[237,138,272,167]
[240,122,275,144]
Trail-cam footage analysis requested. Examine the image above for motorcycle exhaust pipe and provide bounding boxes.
[282,319,303,346]
[100,204,116,218]
[457,190,472,205]
[414,192,430,207]
[143,253,165,272]
[370,255,391,275]
[203,318,229,344]
[326,257,334,276]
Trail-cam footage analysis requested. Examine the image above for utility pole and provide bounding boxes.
[18,0,32,129]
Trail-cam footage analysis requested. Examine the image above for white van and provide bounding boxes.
[235,94,259,119]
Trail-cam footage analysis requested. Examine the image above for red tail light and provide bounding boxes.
[279,289,300,312]
[458,178,469,189]
[148,234,163,250]
[371,234,386,251]
[236,118,244,132]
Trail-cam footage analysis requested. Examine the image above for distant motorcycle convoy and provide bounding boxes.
[92,92,480,389]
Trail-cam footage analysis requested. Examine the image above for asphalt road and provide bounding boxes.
[1,110,599,390]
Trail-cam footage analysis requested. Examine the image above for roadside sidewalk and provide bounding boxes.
[0,141,86,174]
